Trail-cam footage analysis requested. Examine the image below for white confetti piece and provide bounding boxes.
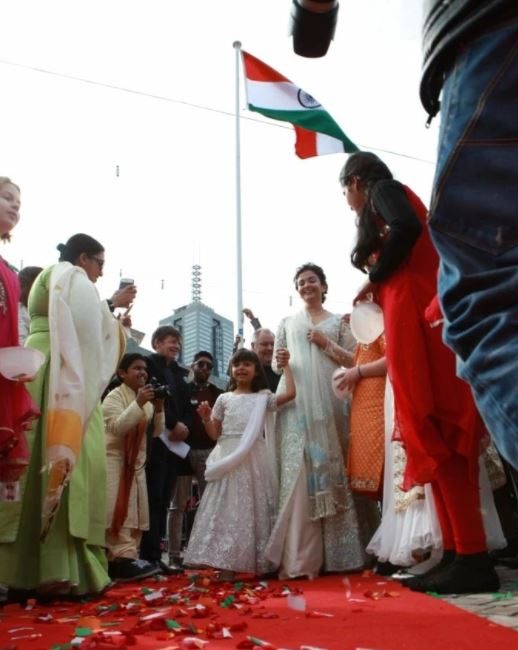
[287,593,307,611]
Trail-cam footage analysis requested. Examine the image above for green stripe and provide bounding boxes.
[248,104,359,153]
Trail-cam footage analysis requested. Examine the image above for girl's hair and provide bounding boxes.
[227,348,269,393]
[0,177,20,242]
[339,152,393,273]
[294,262,328,302]
[57,233,104,263]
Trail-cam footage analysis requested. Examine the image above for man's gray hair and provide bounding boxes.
[252,328,275,343]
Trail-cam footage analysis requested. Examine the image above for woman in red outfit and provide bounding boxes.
[338,151,497,594]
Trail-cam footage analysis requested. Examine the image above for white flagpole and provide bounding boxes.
[233,40,244,344]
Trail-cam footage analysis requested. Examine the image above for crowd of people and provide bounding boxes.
[0,154,516,603]
[1,0,518,604]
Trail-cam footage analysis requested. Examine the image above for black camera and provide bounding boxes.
[150,377,171,400]
[290,0,339,58]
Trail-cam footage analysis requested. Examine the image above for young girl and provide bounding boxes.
[0,178,39,504]
[183,348,295,576]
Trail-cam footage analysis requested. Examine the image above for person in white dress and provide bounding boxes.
[265,263,379,579]
[183,348,295,576]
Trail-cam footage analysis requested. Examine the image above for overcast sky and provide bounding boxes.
[0,0,438,350]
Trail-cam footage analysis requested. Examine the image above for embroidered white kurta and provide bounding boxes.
[103,383,164,531]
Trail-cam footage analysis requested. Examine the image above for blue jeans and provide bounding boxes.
[428,15,518,468]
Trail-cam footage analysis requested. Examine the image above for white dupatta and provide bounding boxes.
[42,262,123,538]
[284,310,342,519]
[205,393,276,487]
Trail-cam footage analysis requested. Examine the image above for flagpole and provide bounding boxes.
[233,40,244,344]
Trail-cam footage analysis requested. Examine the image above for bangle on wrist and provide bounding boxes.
[202,418,210,425]
[357,365,363,379]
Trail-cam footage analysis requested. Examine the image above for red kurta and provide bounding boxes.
[377,187,484,487]
[0,258,39,487]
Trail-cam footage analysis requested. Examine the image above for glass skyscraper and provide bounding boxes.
[159,302,234,384]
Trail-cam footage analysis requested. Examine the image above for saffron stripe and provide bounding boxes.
[242,51,289,83]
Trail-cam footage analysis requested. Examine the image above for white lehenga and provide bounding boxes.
[183,391,278,575]
[367,381,506,568]
[367,381,442,567]
[265,311,379,579]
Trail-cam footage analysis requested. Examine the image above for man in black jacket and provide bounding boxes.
[140,325,192,574]
[420,1,518,475]
[251,328,281,393]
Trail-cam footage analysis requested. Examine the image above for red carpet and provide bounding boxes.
[0,572,516,649]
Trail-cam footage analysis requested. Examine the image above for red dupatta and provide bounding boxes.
[0,258,39,491]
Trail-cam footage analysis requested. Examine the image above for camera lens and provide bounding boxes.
[291,0,339,58]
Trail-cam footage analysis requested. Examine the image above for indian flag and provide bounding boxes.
[242,50,358,159]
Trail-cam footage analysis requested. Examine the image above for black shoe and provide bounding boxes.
[157,559,183,575]
[108,558,160,583]
[405,549,456,589]
[407,552,500,595]
[375,561,402,576]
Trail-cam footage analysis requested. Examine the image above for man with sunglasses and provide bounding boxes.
[167,351,222,568]
[186,352,223,496]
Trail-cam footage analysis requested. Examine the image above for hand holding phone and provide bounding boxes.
[111,279,137,310]
[119,277,135,290]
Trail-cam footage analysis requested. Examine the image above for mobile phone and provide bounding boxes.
[119,277,135,290]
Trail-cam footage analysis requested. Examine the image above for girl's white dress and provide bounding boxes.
[183,391,277,575]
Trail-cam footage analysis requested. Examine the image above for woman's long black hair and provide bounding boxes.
[339,152,393,272]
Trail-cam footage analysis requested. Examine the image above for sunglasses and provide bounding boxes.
[88,255,105,269]
[195,361,213,370]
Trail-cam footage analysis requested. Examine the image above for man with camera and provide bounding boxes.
[140,326,192,574]
[103,353,164,582]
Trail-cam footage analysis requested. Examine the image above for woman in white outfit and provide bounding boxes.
[265,263,379,579]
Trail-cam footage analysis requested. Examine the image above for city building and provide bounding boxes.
[158,266,234,388]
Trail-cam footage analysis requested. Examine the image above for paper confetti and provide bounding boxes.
[287,594,307,612]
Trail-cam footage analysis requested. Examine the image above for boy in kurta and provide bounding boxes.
[103,353,165,582]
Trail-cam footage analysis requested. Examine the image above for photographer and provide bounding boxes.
[140,326,192,574]
[103,353,164,582]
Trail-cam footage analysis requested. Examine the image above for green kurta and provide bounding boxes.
[0,266,111,595]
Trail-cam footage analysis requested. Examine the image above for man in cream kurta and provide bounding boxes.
[103,353,165,582]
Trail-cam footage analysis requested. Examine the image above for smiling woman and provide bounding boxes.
[264,263,379,579]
